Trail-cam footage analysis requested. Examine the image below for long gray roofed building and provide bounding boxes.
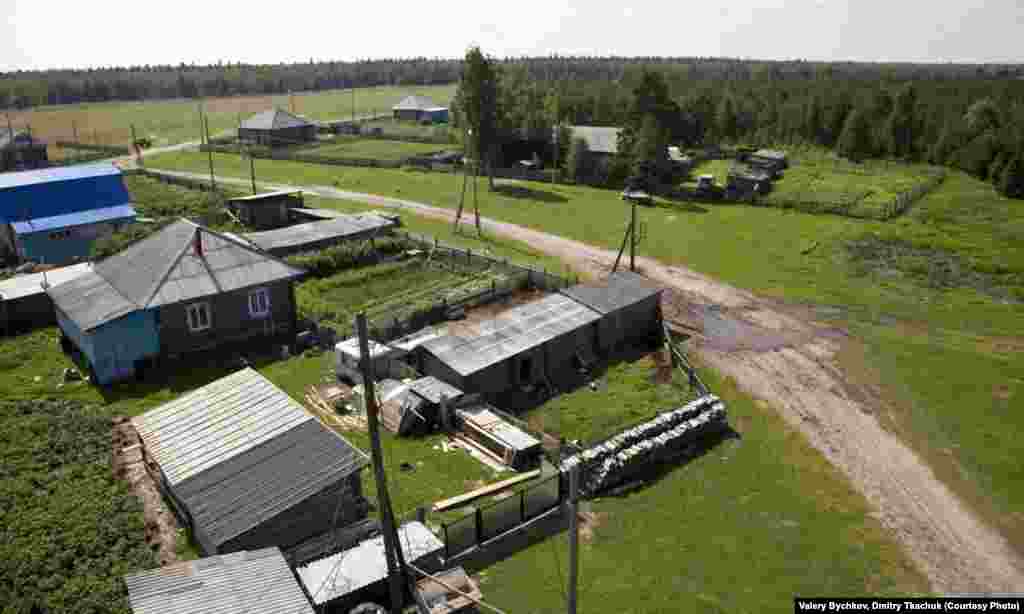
[560,270,665,354]
[133,368,369,555]
[566,126,621,154]
[242,213,398,256]
[124,547,314,614]
[49,219,304,332]
[240,108,315,131]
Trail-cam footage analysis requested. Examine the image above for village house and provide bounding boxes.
[238,108,318,146]
[224,189,304,229]
[392,95,450,123]
[47,219,305,385]
[0,129,48,172]
[132,368,369,555]
[0,164,136,265]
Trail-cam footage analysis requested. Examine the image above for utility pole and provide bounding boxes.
[6,112,14,142]
[72,119,78,142]
[204,117,216,191]
[567,465,580,614]
[356,314,407,614]
[198,103,206,145]
[630,198,637,272]
[351,86,355,123]
[249,151,256,194]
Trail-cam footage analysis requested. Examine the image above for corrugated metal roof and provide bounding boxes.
[290,207,343,220]
[243,214,396,254]
[225,189,304,203]
[392,95,440,111]
[0,262,93,302]
[421,293,602,377]
[124,547,315,614]
[0,162,121,190]
[458,406,540,453]
[11,204,136,234]
[47,270,137,330]
[240,108,315,131]
[48,219,305,331]
[132,368,368,548]
[407,376,463,405]
[559,271,664,316]
[753,149,787,160]
[297,522,443,605]
[566,126,620,154]
[389,327,446,353]
[335,337,401,360]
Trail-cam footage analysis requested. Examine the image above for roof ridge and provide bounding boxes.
[195,221,308,277]
[142,220,202,308]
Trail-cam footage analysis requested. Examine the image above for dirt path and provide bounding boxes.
[152,169,1024,593]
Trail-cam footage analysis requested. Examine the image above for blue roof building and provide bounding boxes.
[0,163,136,265]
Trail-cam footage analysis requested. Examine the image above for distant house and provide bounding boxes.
[124,547,315,614]
[746,149,788,176]
[48,219,305,385]
[1,130,48,172]
[132,368,369,555]
[726,166,773,197]
[0,164,136,265]
[225,189,305,229]
[566,125,621,157]
[392,95,449,123]
[238,108,317,146]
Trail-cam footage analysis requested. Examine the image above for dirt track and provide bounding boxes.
[154,169,1024,593]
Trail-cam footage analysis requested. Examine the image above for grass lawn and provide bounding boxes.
[305,137,450,161]
[148,150,1024,553]
[5,84,455,154]
[360,117,453,140]
[482,361,930,613]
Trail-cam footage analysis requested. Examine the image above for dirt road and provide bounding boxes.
[152,169,1024,593]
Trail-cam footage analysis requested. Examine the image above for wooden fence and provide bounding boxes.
[54,141,132,156]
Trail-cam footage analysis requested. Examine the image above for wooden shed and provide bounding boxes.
[238,108,317,146]
[225,189,304,229]
[560,271,665,356]
[1,131,48,172]
[393,95,449,123]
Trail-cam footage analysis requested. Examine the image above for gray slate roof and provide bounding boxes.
[421,293,602,377]
[240,108,315,131]
[392,95,440,111]
[559,271,664,316]
[225,189,303,203]
[0,262,93,302]
[124,547,314,614]
[567,125,621,154]
[243,214,396,255]
[48,219,305,331]
[132,368,368,549]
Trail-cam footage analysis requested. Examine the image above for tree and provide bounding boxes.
[565,136,590,184]
[964,98,1002,135]
[803,95,825,144]
[628,114,669,191]
[998,154,1024,199]
[836,108,873,161]
[716,94,738,142]
[885,83,919,158]
[456,47,501,192]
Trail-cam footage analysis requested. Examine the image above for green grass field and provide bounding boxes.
[360,117,453,140]
[5,84,456,152]
[147,150,1024,553]
[304,137,450,161]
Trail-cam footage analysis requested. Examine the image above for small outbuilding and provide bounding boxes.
[225,189,304,229]
[48,219,305,385]
[296,521,445,613]
[419,293,602,404]
[238,108,318,146]
[0,163,136,265]
[133,368,369,555]
[124,547,315,614]
[748,149,789,172]
[559,271,665,355]
[726,166,773,197]
[243,213,398,257]
[1,130,48,172]
[335,337,408,384]
[565,125,620,156]
[392,95,449,123]
[0,262,93,334]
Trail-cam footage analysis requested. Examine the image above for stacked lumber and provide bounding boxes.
[560,395,727,496]
[304,384,366,431]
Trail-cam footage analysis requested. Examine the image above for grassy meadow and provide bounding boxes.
[147,149,1024,552]
[304,137,449,161]
[4,84,455,152]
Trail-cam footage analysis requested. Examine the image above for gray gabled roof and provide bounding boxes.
[47,219,305,331]
[243,214,396,255]
[124,547,314,614]
[132,368,368,549]
[240,108,315,131]
[392,95,440,111]
[560,271,664,316]
[421,293,602,377]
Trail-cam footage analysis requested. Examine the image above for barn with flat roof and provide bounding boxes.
[133,368,369,555]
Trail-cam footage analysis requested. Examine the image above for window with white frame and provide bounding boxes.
[186,302,212,332]
[248,288,270,318]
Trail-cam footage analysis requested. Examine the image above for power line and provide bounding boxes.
[407,563,508,614]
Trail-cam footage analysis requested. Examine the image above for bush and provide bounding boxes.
[286,236,410,277]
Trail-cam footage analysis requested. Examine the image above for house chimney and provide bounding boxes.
[193,230,203,257]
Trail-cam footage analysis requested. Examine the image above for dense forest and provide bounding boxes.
[5,55,1023,195]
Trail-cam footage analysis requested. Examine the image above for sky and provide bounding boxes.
[2,0,1023,71]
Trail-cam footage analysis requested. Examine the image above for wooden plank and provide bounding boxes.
[432,469,541,513]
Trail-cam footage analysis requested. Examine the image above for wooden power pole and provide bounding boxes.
[204,117,216,191]
[356,314,408,614]
[567,465,580,614]
[630,198,637,272]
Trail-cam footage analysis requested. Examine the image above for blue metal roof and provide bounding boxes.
[11,204,136,235]
[0,163,122,190]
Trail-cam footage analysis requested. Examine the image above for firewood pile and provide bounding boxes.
[560,395,727,496]
[305,383,366,431]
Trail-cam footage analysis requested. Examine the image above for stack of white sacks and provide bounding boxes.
[560,395,727,495]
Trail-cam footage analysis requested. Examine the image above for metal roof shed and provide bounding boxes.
[124,547,314,614]
[243,213,397,256]
[225,190,304,229]
[132,368,369,555]
[0,263,93,334]
[560,271,664,354]
[420,293,602,403]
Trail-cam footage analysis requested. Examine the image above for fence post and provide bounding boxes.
[491,279,496,297]
[443,524,449,560]
[520,487,527,522]
[475,507,484,544]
